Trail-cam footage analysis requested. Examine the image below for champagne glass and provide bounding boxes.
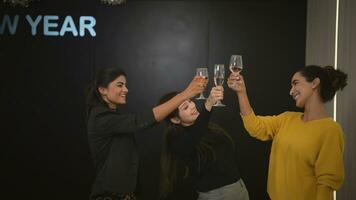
[196,67,208,100]
[213,64,225,107]
[229,55,243,73]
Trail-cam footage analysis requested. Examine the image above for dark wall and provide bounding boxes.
[0,0,306,199]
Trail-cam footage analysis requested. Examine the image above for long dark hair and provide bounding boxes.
[298,65,347,102]
[85,67,127,114]
[158,91,234,198]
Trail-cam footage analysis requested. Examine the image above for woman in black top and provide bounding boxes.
[86,67,207,200]
[159,86,249,200]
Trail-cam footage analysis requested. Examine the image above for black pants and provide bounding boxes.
[92,192,136,200]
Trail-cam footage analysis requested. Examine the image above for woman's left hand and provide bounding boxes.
[205,86,224,111]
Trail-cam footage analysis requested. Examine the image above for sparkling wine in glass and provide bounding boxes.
[196,67,208,100]
[229,55,243,73]
[213,64,226,107]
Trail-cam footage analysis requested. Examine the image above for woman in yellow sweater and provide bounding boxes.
[227,65,347,200]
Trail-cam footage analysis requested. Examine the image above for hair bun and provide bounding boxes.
[324,66,347,91]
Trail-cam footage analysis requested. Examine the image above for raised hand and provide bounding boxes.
[227,72,246,94]
[227,72,252,116]
[205,86,224,111]
[182,76,208,99]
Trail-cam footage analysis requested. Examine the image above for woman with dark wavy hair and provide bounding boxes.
[227,65,347,200]
[86,67,207,200]
[159,86,249,200]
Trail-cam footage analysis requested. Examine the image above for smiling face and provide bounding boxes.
[289,72,317,108]
[99,75,128,109]
[171,99,200,127]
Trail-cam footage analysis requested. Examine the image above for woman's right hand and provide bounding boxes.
[182,76,208,99]
[227,72,246,94]
[205,86,223,111]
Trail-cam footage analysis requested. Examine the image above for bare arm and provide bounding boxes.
[227,72,253,116]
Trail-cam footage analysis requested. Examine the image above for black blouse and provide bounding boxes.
[87,105,156,196]
[171,106,241,192]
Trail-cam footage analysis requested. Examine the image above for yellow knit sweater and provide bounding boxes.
[241,111,344,200]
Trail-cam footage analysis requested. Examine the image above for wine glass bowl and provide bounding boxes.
[196,67,208,100]
[213,64,226,107]
[229,55,243,73]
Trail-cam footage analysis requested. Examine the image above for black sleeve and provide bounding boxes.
[88,107,156,138]
[171,107,211,157]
